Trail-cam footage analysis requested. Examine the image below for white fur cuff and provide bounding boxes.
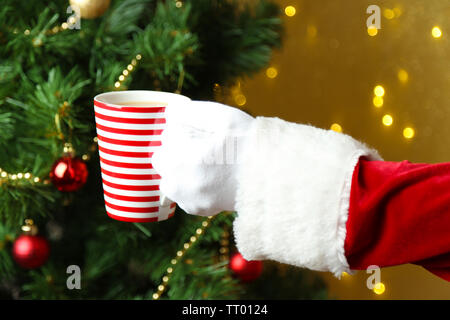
[233,117,382,277]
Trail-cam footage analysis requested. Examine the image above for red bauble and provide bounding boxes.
[229,252,263,282]
[12,235,50,269]
[50,156,88,192]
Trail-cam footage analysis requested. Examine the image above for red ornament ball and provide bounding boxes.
[50,156,88,192]
[12,235,50,269]
[229,252,263,282]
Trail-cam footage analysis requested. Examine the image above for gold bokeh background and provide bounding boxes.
[230,0,450,299]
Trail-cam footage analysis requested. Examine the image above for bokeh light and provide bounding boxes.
[384,9,395,19]
[393,7,402,17]
[235,94,247,106]
[403,127,415,139]
[373,96,384,108]
[285,6,296,17]
[367,26,378,36]
[397,69,409,83]
[382,114,393,126]
[266,67,278,79]
[374,85,385,97]
[330,123,342,133]
[373,282,386,295]
[432,26,442,38]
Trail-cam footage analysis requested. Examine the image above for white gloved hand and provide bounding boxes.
[152,100,254,216]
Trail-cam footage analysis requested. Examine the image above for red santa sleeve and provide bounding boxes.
[345,157,450,281]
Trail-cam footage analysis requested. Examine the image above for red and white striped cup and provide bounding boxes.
[93,90,191,222]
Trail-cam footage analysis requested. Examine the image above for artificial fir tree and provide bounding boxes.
[0,0,327,299]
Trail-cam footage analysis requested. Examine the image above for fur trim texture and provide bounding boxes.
[233,117,382,277]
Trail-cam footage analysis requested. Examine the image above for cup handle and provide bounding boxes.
[160,194,172,207]
[158,194,173,221]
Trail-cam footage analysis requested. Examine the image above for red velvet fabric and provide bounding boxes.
[344,157,450,281]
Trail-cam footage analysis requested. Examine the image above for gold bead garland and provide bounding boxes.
[218,212,233,262]
[113,53,187,95]
[219,228,230,262]
[114,54,142,90]
[151,215,215,300]
[0,167,49,186]
[6,5,93,47]
[218,214,233,282]
[0,137,98,186]
[9,20,73,49]
[21,219,39,235]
